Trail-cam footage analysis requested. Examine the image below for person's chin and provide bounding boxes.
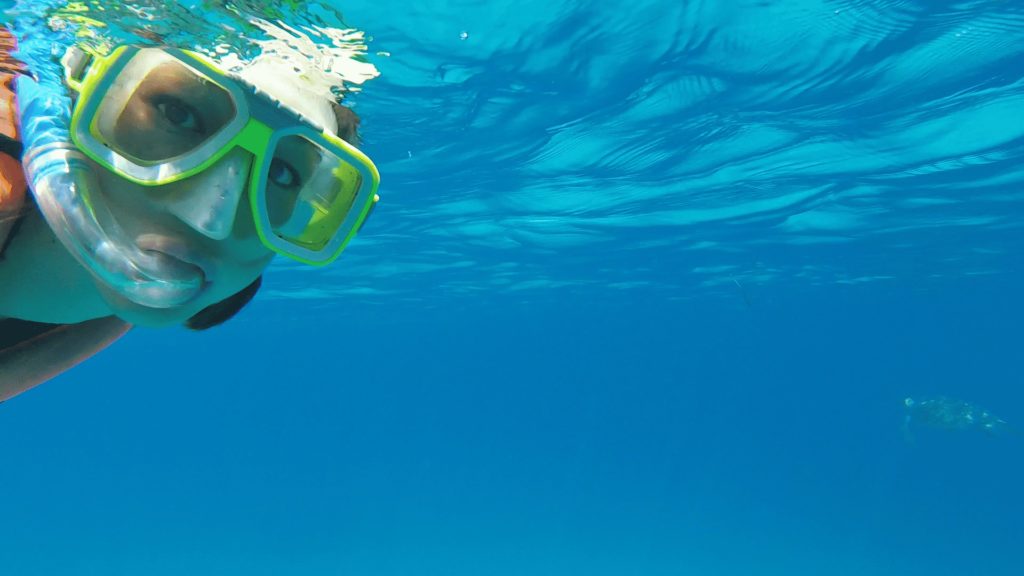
[94,283,204,327]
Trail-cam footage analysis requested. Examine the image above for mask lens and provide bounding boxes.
[94,50,237,163]
[263,134,366,252]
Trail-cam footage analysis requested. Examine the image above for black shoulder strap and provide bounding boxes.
[0,318,57,352]
[0,189,27,261]
[0,133,21,159]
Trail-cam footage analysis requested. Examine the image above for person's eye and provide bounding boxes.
[269,158,301,189]
[153,96,203,132]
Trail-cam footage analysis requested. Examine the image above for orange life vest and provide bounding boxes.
[0,26,26,248]
[0,27,131,403]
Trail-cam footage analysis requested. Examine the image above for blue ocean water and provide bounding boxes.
[2,0,1023,574]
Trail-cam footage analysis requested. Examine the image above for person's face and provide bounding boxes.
[83,59,339,326]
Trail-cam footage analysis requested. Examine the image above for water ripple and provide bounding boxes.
[322,0,1024,309]
[6,0,1023,309]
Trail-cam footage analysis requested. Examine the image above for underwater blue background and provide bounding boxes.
[2,0,1023,574]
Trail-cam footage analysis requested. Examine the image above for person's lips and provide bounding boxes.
[135,234,213,284]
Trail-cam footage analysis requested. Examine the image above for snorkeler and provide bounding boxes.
[0,25,380,400]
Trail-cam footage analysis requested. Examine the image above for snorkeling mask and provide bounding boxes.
[65,45,380,264]
[16,43,379,309]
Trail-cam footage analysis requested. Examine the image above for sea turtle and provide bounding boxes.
[903,396,1011,436]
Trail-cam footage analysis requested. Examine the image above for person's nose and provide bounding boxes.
[164,149,251,240]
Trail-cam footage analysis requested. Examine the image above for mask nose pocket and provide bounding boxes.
[165,148,251,240]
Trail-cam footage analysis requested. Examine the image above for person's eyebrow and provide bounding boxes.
[142,63,236,121]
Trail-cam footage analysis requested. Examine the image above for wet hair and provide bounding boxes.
[184,275,262,330]
[332,103,360,144]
